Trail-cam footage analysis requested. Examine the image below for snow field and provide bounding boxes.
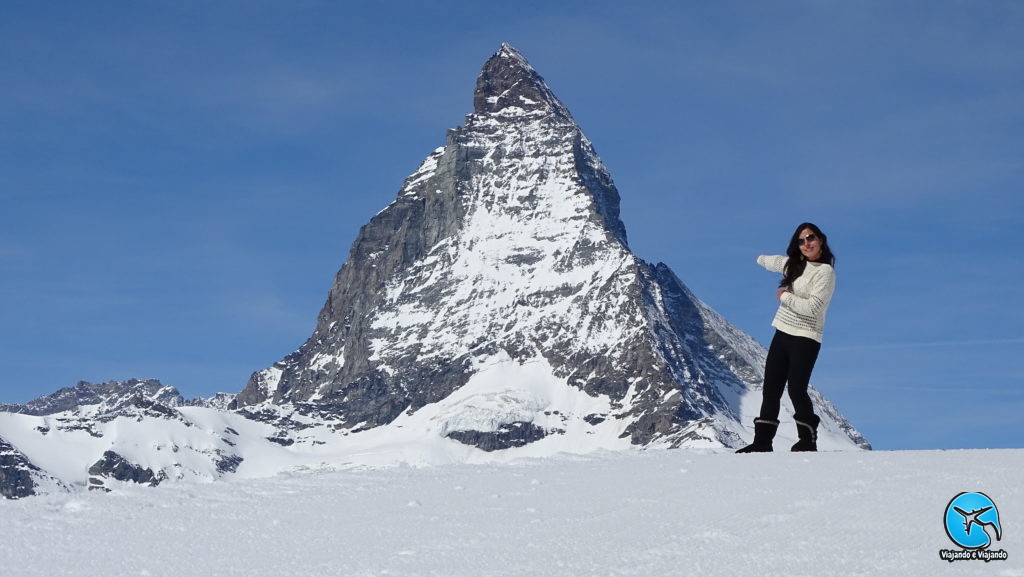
[2,448,1021,577]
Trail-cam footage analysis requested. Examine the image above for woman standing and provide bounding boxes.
[738,222,836,453]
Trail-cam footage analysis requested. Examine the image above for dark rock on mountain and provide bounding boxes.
[446,422,561,452]
[0,437,39,499]
[215,453,244,474]
[88,451,163,491]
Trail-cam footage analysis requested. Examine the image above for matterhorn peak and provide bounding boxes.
[231,44,868,454]
[473,43,572,119]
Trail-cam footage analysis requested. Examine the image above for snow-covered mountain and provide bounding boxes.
[0,44,868,499]
[0,380,242,497]
[233,43,867,451]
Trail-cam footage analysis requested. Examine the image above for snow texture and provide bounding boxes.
[1,448,1020,577]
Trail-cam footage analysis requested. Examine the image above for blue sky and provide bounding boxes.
[2,1,1021,450]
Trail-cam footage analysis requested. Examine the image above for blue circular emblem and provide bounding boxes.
[944,492,1002,550]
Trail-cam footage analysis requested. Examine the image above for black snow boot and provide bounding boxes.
[791,417,820,452]
[736,418,779,453]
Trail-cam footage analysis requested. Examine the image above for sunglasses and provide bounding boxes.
[798,233,818,246]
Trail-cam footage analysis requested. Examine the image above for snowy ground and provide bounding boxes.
[3,449,1021,577]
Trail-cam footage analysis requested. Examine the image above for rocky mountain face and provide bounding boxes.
[2,379,188,416]
[0,44,868,498]
[0,437,50,499]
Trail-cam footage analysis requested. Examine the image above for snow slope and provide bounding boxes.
[0,371,863,497]
[2,449,1020,577]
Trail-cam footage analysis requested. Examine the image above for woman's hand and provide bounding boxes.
[776,288,788,302]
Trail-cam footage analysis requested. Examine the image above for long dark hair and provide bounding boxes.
[780,222,835,289]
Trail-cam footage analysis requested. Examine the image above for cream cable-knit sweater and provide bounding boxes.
[757,255,835,343]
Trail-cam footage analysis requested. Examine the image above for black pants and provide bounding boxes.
[758,330,821,424]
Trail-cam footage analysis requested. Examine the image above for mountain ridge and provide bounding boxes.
[0,378,234,416]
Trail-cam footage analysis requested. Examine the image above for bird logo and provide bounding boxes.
[944,492,1003,550]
